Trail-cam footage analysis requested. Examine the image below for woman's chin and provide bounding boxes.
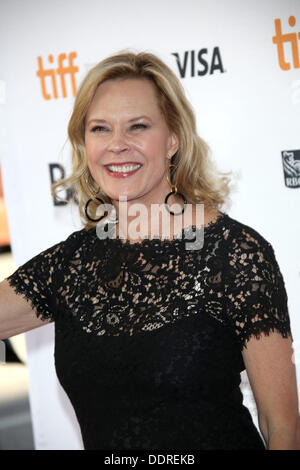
[109,192,142,203]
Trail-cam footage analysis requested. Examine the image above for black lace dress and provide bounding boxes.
[6,212,292,450]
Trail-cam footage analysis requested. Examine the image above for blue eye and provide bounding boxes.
[131,124,148,130]
[91,126,108,132]
[90,123,148,133]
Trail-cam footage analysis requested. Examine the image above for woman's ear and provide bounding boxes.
[168,134,180,159]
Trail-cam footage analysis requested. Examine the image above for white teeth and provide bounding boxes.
[107,164,141,173]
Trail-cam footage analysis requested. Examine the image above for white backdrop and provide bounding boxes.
[0,0,299,450]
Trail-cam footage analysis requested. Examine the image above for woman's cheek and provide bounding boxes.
[86,142,104,164]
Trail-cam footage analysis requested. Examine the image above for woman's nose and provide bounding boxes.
[107,129,130,153]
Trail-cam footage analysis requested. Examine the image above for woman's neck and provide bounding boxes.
[111,199,206,242]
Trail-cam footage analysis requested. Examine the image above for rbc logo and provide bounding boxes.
[281,150,300,188]
[272,16,300,70]
[36,52,79,100]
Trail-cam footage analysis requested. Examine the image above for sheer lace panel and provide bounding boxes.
[57,216,233,337]
[224,224,292,349]
[6,214,292,352]
[6,231,82,321]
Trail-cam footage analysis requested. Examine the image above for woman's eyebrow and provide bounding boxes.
[128,115,152,122]
[87,118,107,126]
[87,115,152,126]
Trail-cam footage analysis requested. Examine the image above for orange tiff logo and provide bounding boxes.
[272,16,300,70]
[36,52,79,100]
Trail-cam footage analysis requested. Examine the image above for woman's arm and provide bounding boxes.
[242,331,300,450]
[0,279,51,340]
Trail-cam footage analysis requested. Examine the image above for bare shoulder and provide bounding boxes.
[204,209,223,227]
[189,205,222,228]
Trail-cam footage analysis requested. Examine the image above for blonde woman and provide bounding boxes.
[1,51,299,450]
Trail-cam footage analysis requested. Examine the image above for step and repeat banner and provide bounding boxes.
[0,0,299,450]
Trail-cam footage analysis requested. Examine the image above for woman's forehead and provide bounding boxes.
[95,77,157,100]
[87,78,162,119]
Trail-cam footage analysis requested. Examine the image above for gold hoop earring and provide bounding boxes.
[164,164,187,216]
[84,181,108,222]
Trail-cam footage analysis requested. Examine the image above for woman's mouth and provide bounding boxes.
[104,163,142,178]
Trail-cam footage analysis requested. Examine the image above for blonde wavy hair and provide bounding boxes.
[52,49,232,231]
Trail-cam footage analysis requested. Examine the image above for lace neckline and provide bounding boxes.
[89,212,229,251]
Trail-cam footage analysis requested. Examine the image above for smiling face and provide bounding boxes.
[84,78,179,208]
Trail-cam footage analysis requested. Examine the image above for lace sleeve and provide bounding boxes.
[224,224,292,350]
[5,230,83,322]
